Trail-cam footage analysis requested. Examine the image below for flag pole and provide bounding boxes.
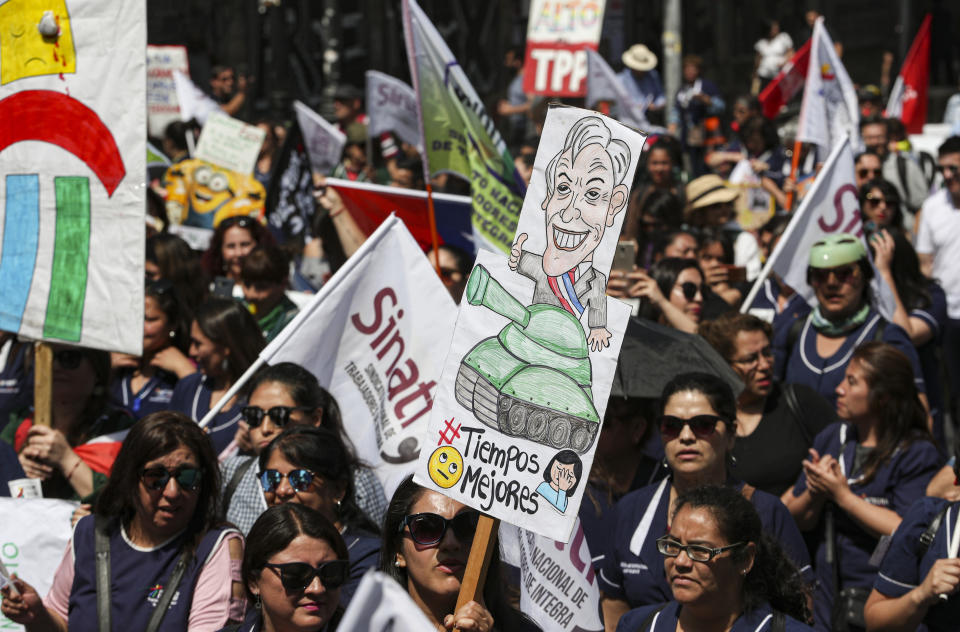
[403,0,441,274]
[785,139,802,211]
[33,342,53,427]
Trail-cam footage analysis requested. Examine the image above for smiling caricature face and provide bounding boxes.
[0,0,77,85]
[428,446,463,489]
[541,143,629,277]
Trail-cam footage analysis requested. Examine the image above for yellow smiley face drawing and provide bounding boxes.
[427,446,463,489]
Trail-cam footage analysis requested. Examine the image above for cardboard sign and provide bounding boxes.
[0,0,146,355]
[293,100,346,175]
[523,0,607,96]
[194,111,267,175]
[146,45,189,137]
[415,107,645,540]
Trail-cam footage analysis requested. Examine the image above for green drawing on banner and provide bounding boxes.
[44,176,90,341]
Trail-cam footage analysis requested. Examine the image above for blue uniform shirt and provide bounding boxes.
[791,422,942,631]
[599,478,812,607]
[618,601,814,631]
[911,283,948,442]
[0,439,25,496]
[340,526,381,606]
[167,372,244,456]
[874,497,960,632]
[110,368,178,420]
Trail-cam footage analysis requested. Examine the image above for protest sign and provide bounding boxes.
[265,121,317,244]
[146,45,189,137]
[885,14,931,134]
[0,498,77,631]
[403,0,526,255]
[338,570,437,632]
[172,69,221,126]
[415,107,645,541]
[523,0,607,96]
[162,157,266,229]
[0,0,145,355]
[365,71,422,151]
[194,112,266,175]
[294,100,347,176]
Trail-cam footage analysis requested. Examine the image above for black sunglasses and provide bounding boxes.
[677,281,704,301]
[259,468,316,494]
[264,560,349,592]
[659,414,728,441]
[53,349,84,370]
[856,168,882,178]
[241,405,313,428]
[399,512,480,546]
[140,466,203,491]
[936,164,960,174]
[809,264,858,285]
[864,194,896,207]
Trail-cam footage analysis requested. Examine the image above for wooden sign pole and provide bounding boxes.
[33,342,53,427]
[452,515,500,632]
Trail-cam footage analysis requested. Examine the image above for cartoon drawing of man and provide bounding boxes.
[536,450,582,513]
[0,0,77,85]
[508,116,630,352]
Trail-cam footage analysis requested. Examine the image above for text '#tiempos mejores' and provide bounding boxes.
[458,426,540,514]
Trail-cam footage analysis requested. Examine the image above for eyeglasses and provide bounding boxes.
[264,560,350,592]
[140,466,203,491]
[259,468,316,494]
[809,264,858,285]
[659,414,728,441]
[856,168,882,179]
[399,512,480,546]
[53,349,84,370]
[656,535,745,562]
[242,405,313,428]
[864,194,896,207]
[676,281,705,301]
[731,346,774,367]
[936,164,960,175]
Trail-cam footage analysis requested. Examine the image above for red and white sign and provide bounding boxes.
[147,45,189,137]
[522,0,607,97]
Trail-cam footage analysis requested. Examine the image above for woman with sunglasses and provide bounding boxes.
[222,362,385,534]
[259,426,380,606]
[635,257,708,333]
[168,297,265,456]
[859,178,902,232]
[1,412,245,631]
[783,342,940,631]
[772,233,926,409]
[380,475,535,632]
[615,485,813,631]
[700,313,835,496]
[110,281,194,421]
[227,503,348,632]
[1,345,133,501]
[598,372,811,632]
[202,216,276,299]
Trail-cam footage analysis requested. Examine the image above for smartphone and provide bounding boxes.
[725,265,747,283]
[612,240,638,271]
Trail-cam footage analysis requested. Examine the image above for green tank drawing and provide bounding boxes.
[454,264,600,454]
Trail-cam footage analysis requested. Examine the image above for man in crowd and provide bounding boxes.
[209,65,249,117]
[617,44,665,125]
[860,115,928,215]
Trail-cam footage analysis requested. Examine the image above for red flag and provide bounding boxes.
[885,14,931,134]
[758,38,811,119]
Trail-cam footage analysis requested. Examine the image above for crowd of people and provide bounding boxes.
[3,12,960,632]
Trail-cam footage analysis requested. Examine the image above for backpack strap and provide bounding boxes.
[94,515,112,632]
[781,383,813,446]
[781,315,807,371]
[636,603,668,631]
[144,547,192,632]
[873,319,887,342]
[223,457,257,512]
[919,504,951,556]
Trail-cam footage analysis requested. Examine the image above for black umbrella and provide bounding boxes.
[611,317,744,400]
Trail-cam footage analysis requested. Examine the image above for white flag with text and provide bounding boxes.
[365,71,423,152]
[294,100,347,175]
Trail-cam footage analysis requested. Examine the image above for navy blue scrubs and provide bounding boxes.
[617,600,814,631]
[911,283,948,444]
[109,368,178,420]
[167,372,244,456]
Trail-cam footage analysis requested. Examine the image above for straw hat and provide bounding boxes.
[685,174,739,210]
[622,44,658,72]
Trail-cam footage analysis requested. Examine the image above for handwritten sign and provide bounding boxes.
[194,111,267,175]
[146,45,189,137]
[523,0,608,96]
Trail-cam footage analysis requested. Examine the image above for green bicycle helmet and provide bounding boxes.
[808,233,867,269]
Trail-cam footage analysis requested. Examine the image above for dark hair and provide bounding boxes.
[854,150,883,166]
[859,178,902,228]
[739,116,780,155]
[938,136,960,158]
[194,297,265,383]
[243,503,349,607]
[652,230,697,261]
[849,342,935,485]
[146,233,208,309]
[52,346,116,448]
[638,257,703,322]
[240,244,290,286]
[758,214,791,241]
[882,230,932,311]
[859,114,888,134]
[672,486,810,622]
[697,227,734,265]
[698,313,773,364]
[542,450,583,494]
[201,217,275,280]
[659,372,737,423]
[146,280,190,354]
[437,244,474,279]
[96,411,222,556]
[247,362,346,443]
[886,117,907,141]
[163,120,190,154]
[395,155,425,189]
[259,426,378,534]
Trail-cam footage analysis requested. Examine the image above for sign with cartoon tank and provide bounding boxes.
[416,106,646,540]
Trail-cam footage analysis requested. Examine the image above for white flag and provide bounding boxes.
[796,18,861,152]
[261,215,456,491]
[172,70,222,126]
[338,571,437,631]
[294,100,347,175]
[748,135,894,318]
[365,71,423,152]
[585,48,655,132]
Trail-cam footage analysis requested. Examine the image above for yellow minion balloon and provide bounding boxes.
[427,446,463,489]
[162,158,265,229]
[0,0,77,85]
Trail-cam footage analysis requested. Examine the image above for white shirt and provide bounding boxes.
[916,188,960,317]
[754,32,794,79]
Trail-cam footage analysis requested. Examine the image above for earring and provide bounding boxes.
[254,594,262,609]
[729,454,738,467]
[221,357,229,372]
[336,499,342,513]
[169,330,176,338]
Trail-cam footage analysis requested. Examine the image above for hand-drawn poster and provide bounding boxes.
[0,0,146,355]
[415,107,646,541]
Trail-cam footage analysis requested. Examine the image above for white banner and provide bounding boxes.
[194,112,267,176]
[146,45,189,137]
[172,70,221,127]
[585,48,664,133]
[0,0,146,354]
[522,0,607,96]
[338,570,436,631]
[261,215,456,492]
[294,100,347,175]
[0,499,77,631]
[414,107,644,541]
[365,71,422,152]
